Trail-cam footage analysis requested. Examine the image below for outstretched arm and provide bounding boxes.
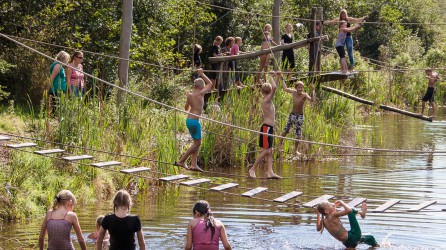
[198,69,213,94]
[348,16,368,23]
[341,23,363,33]
[323,18,340,25]
[282,78,295,93]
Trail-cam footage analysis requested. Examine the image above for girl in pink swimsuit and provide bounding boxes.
[66,51,85,97]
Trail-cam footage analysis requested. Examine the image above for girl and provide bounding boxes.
[38,190,87,250]
[209,36,223,90]
[185,200,231,250]
[256,24,278,84]
[49,51,69,97]
[281,23,295,69]
[335,21,362,74]
[316,200,379,248]
[231,37,244,88]
[96,190,145,250]
[66,50,85,97]
[87,215,109,250]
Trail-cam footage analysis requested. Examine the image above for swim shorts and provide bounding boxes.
[336,46,346,58]
[422,87,435,102]
[283,113,304,138]
[186,118,202,140]
[259,124,274,149]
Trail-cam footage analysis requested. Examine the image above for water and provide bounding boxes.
[2,110,446,249]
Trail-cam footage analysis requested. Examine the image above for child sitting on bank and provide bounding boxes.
[420,68,439,118]
[316,200,380,248]
[185,200,232,250]
[277,80,315,156]
[88,215,109,250]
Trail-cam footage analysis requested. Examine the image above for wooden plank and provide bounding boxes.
[0,136,11,141]
[7,142,37,148]
[347,198,367,208]
[241,187,268,197]
[210,183,239,191]
[372,199,400,213]
[302,194,334,208]
[322,86,374,105]
[62,155,93,161]
[120,167,151,174]
[180,178,211,186]
[91,161,121,168]
[273,191,303,203]
[407,200,437,212]
[379,105,432,122]
[34,149,65,155]
[160,174,190,182]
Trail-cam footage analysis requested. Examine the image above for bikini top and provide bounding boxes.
[262,32,272,42]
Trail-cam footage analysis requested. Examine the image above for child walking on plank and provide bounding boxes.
[420,68,439,118]
[316,200,380,248]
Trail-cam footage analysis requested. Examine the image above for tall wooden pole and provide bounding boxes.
[308,7,317,76]
[117,0,133,106]
[272,0,280,70]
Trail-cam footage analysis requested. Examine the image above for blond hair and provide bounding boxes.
[295,81,304,88]
[261,82,272,95]
[285,23,293,29]
[235,37,242,43]
[316,201,331,234]
[56,51,70,63]
[264,23,272,31]
[194,78,205,88]
[213,36,223,45]
[52,190,77,210]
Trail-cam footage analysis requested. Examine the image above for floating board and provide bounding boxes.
[347,198,367,208]
[210,183,239,191]
[160,174,190,182]
[180,178,211,186]
[34,149,65,155]
[407,201,437,212]
[302,194,334,208]
[7,142,37,148]
[273,191,303,203]
[62,155,93,161]
[0,136,11,141]
[372,199,400,213]
[120,167,151,174]
[241,187,268,197]
[91,161,121,168]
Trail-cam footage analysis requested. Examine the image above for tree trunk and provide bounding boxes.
[117,0,133,106]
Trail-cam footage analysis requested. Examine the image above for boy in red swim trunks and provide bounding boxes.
[248,71,282,179]
[420,68,439,118]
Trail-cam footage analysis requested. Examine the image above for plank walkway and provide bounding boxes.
[407,201,437,212]
[91,161,121,168]
[210,183,239,191]
[241,187,268,197]
[160,174,189,182]
[303,195,334,208]
[120,167,151,174]
[34,149,65,155]
[181,178,211,186]
[7,142,37,148]
[62,155,93,161]
[273,191,303,203]
[372,199,400,213]
[347,198,367,208]
[0,136,11,141]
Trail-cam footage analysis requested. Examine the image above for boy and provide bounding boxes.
[278,80,315,156]
[420,68,439,118]
[248,71,282,179]
[176,69,213,171]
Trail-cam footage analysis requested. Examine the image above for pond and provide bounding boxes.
[1,109,446,249]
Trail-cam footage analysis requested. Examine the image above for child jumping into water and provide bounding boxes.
[248,71,282,179]
[316,200,380,248]
[97,189,145,250]
[176,69,213,171]
[420,68,439,118]
[185,200,232,250]
[278,80,315,156]
[38,190,87,250]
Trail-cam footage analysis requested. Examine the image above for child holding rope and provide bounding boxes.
[176,69,213,171]
[316,200,380,248]
[277,80,315,156]
[335,21,362,74]
[185,200,232,250]
[248,71,282,179]
[420,68,439,118]
[255,24,278,85]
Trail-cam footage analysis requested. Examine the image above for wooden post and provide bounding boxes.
[316,7,323,73]
[117,0,133,106]
[272,0,281,70]
[308,7,317,76]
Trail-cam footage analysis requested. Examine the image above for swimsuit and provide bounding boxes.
[186,118,202,140]
[46,211,74,250]
[336,32,347,59]
[259,124,274,149]
[283,113,304,138]
[192,218,221,250]
[343,209,379,248]
[422,87,435,102]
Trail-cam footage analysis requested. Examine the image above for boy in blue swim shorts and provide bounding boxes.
[176,69,213,171]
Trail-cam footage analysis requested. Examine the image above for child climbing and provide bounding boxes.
[277,80,315,156]
[316,200,380,248]
[185,200,232,250]
[420,68,439,118]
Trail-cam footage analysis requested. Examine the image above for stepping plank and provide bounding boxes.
[180,178,211,186]
[302,194,334,208]
[160,174,190,182]
[273,191,303,203]
[7,142,37,148]
[347,198,367,208]
[210,183,239,191]
[407,200,437,212]
[120,167,151,174]
[241,187,268,197]
[91,161,121,168]
[372,199,400,213]
[62,155,93,161]
[0,136,11,141]
[34,149,65,155]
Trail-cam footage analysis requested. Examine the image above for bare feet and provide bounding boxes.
[267,172,282,179]
[360,202,367,219]
[189,165,203,172]
[175,161,189,170]
[248,168,256,178]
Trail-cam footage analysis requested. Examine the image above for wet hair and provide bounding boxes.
[261,82,272,95]
[69,50,83,63]
[96,215,105,227]
[213,36,223,45]
[235,37,242,43]
[194,78,205,88]
[225,37,235,47]
[295,81,304,88]
[52,190,77,210]
[316,201,331,234]
[113,189,132,213]
[56,51,70,64]
[192,200,217,240]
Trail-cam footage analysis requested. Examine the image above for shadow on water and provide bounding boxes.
[2,109,446,249]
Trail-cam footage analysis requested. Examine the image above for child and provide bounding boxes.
[420,68,439,118]
[230,37,244,88]
[278,80,315,156]
[66,50,85,97]
[176,69,213,171]
[281,24,295,69]
[88,215,109,250]
[38,190,87,250]
[316,200,380,248]
[185,200,232,250]
[96,190,145,250]
[194,44,202,68]
[248,71,282,179]
[256,24,278,84]
[209,36,223,90]
[335,21,362,74]
[222,37,235,90]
